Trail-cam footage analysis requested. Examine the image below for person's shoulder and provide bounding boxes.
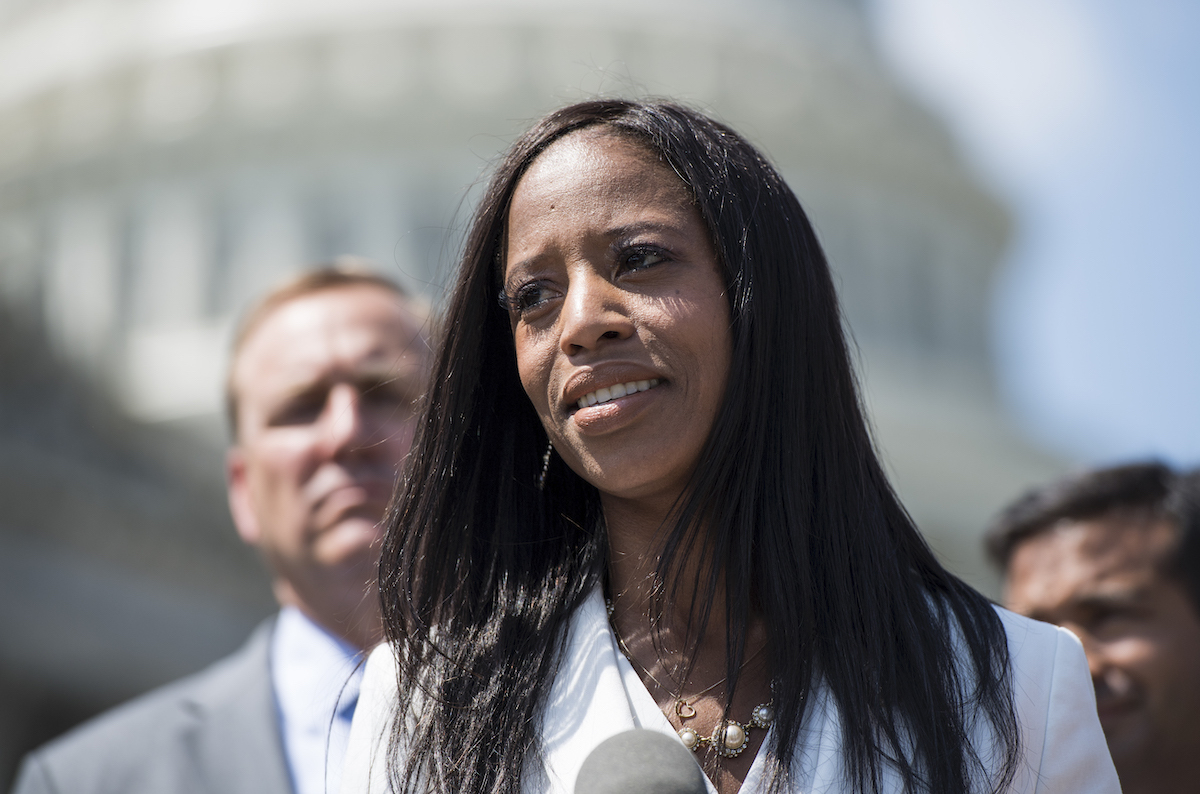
[342,641,403,794]
[989,605,1095,749]
[39,627,271,751]
[12,620,277,794]
[989,606,1121,791]
[358,641,400,704]
[990,603,1080,672]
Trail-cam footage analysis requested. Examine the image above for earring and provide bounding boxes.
[537,440,554,491]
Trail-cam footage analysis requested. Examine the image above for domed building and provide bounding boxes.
[0,0,1065,779]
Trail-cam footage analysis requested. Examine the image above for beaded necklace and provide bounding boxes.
[605,599,775,758]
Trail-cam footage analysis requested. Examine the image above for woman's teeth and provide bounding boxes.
[576,379,660,409]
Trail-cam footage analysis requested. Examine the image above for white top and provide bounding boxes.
[272,607,365,794]
[340,589,1119,793]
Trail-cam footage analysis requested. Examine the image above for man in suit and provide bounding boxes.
[986,462,1200,794]
[12,266,430,794]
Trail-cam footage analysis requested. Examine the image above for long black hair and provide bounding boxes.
[379,99,1019,794]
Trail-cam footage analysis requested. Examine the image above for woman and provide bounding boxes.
[342,100,1117,794]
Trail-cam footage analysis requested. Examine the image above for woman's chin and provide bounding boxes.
[573,459,694,509]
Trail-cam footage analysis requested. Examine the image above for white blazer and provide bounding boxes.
[341,589,1119,793]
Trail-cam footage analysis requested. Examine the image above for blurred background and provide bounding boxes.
[0,0,1195,785]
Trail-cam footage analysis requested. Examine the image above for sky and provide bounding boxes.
[869,0,1200,467]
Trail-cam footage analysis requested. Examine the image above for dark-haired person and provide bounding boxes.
[13,266,430,794]
[986,462,1200,794]
[341,101,1117,794]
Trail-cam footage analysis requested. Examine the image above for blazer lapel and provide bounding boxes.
[184,618,296,794]
[541,590,706,794]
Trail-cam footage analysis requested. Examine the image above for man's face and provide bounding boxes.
[226,285,428,615]
[1005,516,1200,789]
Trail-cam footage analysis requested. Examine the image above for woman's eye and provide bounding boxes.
[510,282,555,313]
[621,246,668,272]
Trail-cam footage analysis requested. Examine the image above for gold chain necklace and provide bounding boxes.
[605,599,775,758]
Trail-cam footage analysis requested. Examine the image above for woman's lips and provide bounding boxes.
[570,381,661,434]
[574,378,661,410]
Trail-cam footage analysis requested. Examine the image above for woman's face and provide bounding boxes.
[503,130,732,507]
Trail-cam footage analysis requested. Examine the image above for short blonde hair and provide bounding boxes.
[225,261,417,436]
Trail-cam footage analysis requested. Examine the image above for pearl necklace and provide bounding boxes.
[678,703,776,758]
[605,599,775,758]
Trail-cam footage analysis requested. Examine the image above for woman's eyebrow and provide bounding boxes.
[503,255,542,276]
[606,220,685,240]
[503,221,691,276]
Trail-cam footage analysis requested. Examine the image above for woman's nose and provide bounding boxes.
[558,270,634,355]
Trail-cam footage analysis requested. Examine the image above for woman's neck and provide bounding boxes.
[601,491,708,626]
[601,492,773,794]
[601,490,745,657]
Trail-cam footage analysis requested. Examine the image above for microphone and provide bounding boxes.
[574,729,708,794]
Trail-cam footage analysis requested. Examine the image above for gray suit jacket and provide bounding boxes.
[11,620,293,794]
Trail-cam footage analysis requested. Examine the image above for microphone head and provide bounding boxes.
[574,729,708,794]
